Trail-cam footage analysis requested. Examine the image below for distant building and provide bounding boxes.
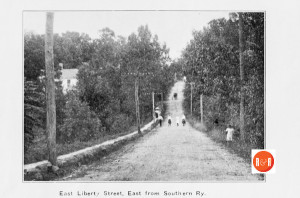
[59,63,78,94]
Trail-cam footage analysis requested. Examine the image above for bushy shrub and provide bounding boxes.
[110,114,132,134]
[59,91,101,143]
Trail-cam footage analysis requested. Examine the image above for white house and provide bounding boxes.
[59,63,78,94]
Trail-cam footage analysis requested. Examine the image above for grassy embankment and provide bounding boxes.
[187,116,255,163]
[24,119,156,181]
[25,100,169,165]
[25,119,152,165]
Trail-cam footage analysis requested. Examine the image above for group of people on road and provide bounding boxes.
[157,114,235,143]
[156,77,235,143]
[167,114,186,127]
[156,114,186,127]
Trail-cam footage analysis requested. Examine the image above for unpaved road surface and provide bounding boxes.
[63,81,260,181]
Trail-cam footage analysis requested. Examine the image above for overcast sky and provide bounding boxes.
[23,11,230,60]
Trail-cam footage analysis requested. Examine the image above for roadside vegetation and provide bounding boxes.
[24,26,175,164]
[181,13,264,161]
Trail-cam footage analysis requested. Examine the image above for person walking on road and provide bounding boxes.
[173,93,177,100]
[158,115,163,127]
[176,116,180,126]
[167,115,172,126]
[182,114,186,126]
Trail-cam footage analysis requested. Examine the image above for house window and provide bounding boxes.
[67,79,71,87]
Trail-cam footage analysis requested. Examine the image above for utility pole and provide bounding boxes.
[135,77,141,134]
[200,42,204,124]
[200,94,203,123]
[190,41,197,117]
[129,70,156,133]
[239,12,245,142]
[152,91,155,121]
[45,12,57,166]
[190,82,195,116]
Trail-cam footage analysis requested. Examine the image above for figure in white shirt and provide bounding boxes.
[225,125,234,143]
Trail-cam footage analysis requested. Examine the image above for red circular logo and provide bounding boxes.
[253,151,274,172]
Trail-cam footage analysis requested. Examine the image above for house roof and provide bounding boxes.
[61,69,78,80]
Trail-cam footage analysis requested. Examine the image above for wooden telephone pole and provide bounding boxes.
[190,41,197,117]
[239,13,245,142]
[190,82,195,116]
[129,70,156,134]
[152,91,155,121]
[45,12,57,166]
[135,78,141,134]
[200,94,203,123]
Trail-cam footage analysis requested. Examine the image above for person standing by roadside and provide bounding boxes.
[225,125,234,145]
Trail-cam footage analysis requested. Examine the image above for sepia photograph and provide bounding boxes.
[23,11,265,182]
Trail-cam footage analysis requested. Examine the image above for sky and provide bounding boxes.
[23,11,229,60]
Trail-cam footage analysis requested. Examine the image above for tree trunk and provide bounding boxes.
[239,13,245,142]
[45,12,57,165]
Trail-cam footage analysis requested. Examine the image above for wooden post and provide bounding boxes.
[190,83,194,116]
[152,91,155,121]
[200,94,203,123]
[135,78,141,134]
[239,13,245,142]
[45,12,57,166]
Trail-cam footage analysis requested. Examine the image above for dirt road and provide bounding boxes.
[63,81,260,181]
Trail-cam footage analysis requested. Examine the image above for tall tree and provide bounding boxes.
[45,12,57,166]
[24,33,45,81]
[239,13,245,142]
[122,25,170,130]
[181,13,264,148]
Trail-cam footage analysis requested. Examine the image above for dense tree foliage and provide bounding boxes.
[24,80,45,152]
[24,31,94,78]
[59,91,101,143]
[55,32,95,69]
[182,12,264,147]
[24,25,175,162]
[76,26,172,133]
[24,33,45,81]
